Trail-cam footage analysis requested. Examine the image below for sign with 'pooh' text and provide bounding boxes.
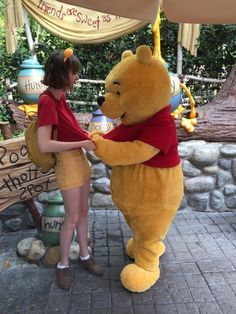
[0,137,58,211]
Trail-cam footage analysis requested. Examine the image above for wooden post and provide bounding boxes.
[0,121,12,140]
[177,43,183,75]
[23,8,37,60]
[25,198,41,232]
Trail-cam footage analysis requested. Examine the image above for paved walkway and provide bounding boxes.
[1,209,236,314]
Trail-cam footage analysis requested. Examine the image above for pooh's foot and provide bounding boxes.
[120,263,160,292]
[159,242,166,257]
[126,239,166,261]
[126,238,134,259]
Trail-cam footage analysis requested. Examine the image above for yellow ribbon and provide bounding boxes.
[171,105,185,119]
[181,117,197,133]
[18,104,38,117]
[179,83,197,133]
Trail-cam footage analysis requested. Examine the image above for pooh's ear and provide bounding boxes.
[121,50,133,60]
[136,45,152,64]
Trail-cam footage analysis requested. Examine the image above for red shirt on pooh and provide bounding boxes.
[103,105,180,168]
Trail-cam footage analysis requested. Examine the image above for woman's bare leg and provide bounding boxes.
[76,179,90,257]
[59,187,81,266]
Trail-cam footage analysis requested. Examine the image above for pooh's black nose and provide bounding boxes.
[97,96,105,106]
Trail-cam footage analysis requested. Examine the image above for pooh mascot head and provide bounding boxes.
[91,45,184,292]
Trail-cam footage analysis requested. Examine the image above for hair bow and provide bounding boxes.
[64,48,73,62]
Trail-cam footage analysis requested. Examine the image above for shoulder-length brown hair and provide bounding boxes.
[42,50,81,89]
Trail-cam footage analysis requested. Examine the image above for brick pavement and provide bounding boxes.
[1,209,236,313]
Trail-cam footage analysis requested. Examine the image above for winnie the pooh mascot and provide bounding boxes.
[91,45,184,292]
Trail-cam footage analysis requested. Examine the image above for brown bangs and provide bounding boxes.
[65,55,81,74]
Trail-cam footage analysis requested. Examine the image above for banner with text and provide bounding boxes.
[22,0,147,44]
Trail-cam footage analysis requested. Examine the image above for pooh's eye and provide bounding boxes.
[113,82,120,96]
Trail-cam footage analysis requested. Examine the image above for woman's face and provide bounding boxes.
[68,71,79,90]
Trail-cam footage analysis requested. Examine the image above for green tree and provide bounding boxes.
[0,6,235,116]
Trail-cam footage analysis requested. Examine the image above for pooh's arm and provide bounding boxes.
[92,135,159,166]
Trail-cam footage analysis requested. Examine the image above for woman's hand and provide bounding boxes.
[81,140,96,151]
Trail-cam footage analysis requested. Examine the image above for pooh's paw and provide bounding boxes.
[126,238,134,259]
[120,264,160,292]
[90,133,102,141]
[89,131,105,139]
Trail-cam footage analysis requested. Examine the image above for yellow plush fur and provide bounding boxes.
[92,45,184,292]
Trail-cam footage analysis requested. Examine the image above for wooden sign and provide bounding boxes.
[0,137,58,211]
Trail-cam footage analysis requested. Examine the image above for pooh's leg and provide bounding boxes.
[120,204,180,293]
[119,212,135,259]
[126,238,135,259]
[117,164,184,292]
[121,211,176,292]
[126,236,166,260]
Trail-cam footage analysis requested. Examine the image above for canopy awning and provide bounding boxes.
[22,0,147,44]
[4,0,235,54]
[163,0,236,24]
[4,0,24,54]
[60,0,236,24]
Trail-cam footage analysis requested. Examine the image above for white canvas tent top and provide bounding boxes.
[60,0,236,24]
[4,0,236,54]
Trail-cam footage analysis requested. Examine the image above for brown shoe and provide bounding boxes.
[78,256,103,275]
[56,267,71,290]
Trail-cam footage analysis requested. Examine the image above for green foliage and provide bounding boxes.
[0,1,29,101]
[160,15,179,71]
[190,25,236,78]
[0,6,235,118]
[181,24,236,103]
[160,16,236,104]
[0,100,15,124]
